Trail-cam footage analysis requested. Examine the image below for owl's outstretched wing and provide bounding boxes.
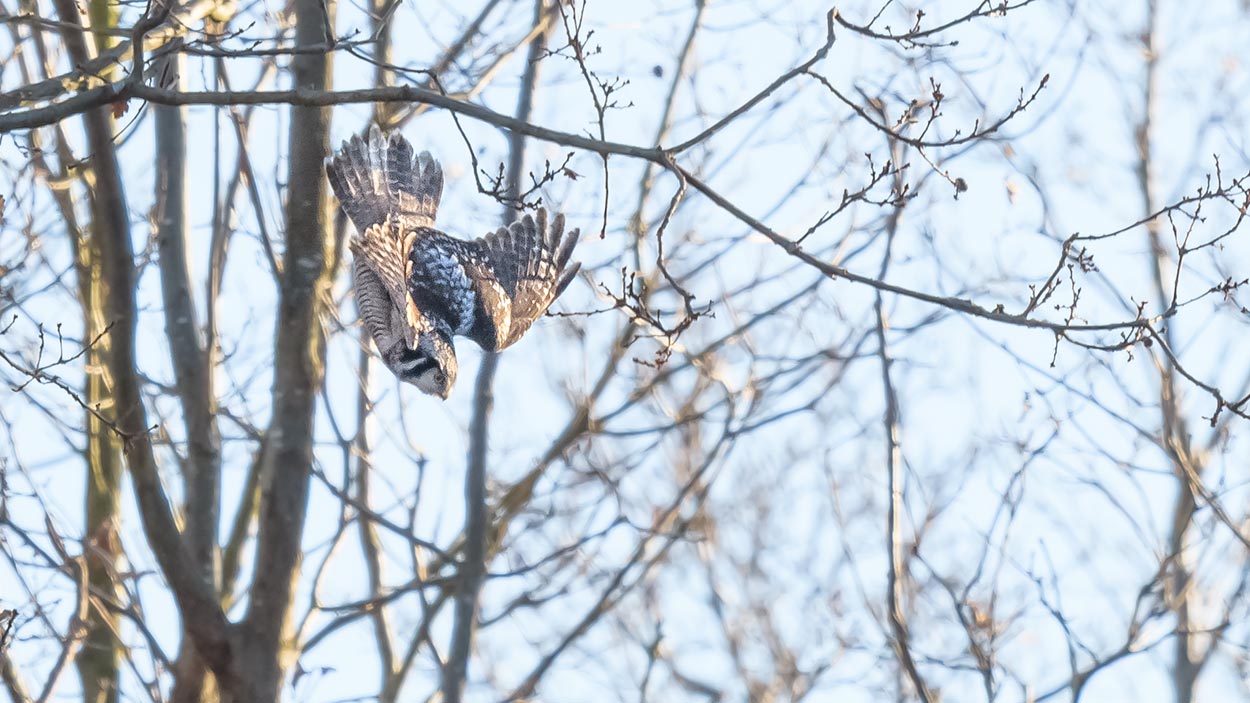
[327,126,444,347]
[351,217,424,348]
[464,209,580,351]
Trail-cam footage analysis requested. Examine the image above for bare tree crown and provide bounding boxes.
[1,1,1248,702]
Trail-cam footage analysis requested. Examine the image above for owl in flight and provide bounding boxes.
[326,126,581,399]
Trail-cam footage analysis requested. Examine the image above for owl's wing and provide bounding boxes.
[352,257,401,349]
[465,209,580,350]
[327,125,443,349]
[351,216,421,348]
[326,124,443,233]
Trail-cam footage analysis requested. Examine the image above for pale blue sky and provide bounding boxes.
[2,0,1250,701]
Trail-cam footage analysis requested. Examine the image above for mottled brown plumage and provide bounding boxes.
[325,125,581,398]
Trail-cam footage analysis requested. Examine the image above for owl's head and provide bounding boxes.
[391,330,457,399]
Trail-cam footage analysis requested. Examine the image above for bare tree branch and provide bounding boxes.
[444,3,551,702]
[233,0,337,696]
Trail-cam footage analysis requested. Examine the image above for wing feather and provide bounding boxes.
[469,208,581,349]
[328,126,445,350]
[350,216,422,347]
[352,258,396,347]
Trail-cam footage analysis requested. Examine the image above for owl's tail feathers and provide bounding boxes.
[326,124,444,234]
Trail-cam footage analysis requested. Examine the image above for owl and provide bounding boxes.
[326,125,581,399]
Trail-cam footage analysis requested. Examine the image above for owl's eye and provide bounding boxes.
[434,371,447,385]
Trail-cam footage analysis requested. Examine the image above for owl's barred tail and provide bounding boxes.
[325,124,444,233]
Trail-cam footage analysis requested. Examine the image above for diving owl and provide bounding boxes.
[326,125,581,399]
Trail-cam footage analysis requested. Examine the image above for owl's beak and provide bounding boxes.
[439,385,452,400]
